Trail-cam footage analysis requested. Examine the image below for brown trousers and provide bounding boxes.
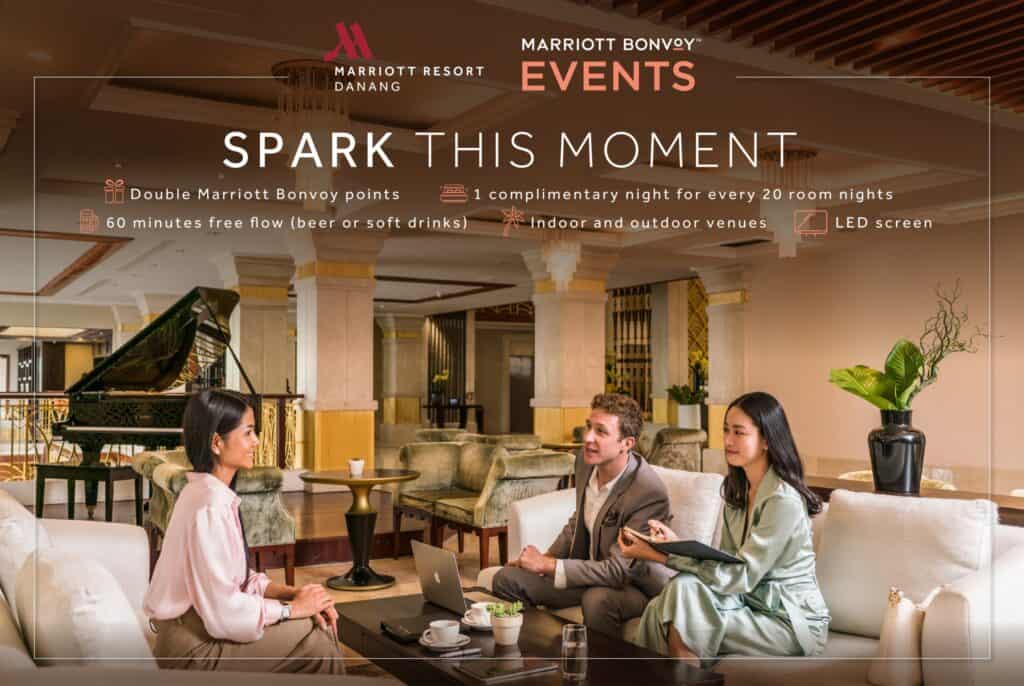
[152,608,344,674]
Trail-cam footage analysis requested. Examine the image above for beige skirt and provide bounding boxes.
[152,607,344,674]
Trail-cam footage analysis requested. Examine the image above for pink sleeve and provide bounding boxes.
[244,571,285,625]
[185,507,282,641]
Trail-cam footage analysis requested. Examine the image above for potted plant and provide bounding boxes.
[667,384,706,430]
[487,601,524,646]
[829,282,985,495]
[667,351,709,430]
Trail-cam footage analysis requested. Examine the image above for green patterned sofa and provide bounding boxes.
[573,422,707,472]
[393,439,573,567]
[131,449,296,584]
[414,430,543,451]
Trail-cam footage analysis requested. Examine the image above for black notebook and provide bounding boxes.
[455,658,557,684]
[623,527,742,564]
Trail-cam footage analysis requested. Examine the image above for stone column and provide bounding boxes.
[288,232,383,472]
[650,280,692,426]
[375,313,426,446]
[523,244,617,444]
[217,255,294,394]
[110,304,142,349]
[696,265,750,454]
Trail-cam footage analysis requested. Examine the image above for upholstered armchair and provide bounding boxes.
[131,449,296,584]
[415,430,543,452]
[646,427,707,471]
[393,440,574,567]
[572,422,705,471]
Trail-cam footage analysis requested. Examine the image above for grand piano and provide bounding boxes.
[48,286,259,520]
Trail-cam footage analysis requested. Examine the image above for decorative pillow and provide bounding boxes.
[868,586,941,686]
[15,549,154,666]
[0,489,52,624]
[817,489,995,638]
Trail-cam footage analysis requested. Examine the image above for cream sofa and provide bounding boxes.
[478,465,1024,685]
[0,489,387,685]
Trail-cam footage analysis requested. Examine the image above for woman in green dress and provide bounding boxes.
[619,391,829,666]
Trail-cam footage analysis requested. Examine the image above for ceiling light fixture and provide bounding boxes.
[272,59,349,212]
[760,148,818,258]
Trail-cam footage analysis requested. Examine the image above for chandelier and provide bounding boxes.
[759,148,818,258]
[760,148,817,190]
[542,239,581,292]
[272,59,349,212]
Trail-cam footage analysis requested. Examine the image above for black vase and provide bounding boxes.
[868,410,926,495]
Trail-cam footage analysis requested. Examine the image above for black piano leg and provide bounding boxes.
[85,480,99,520]
[81,447,101,520]
[105,476,114,522]
[67,479,75,520]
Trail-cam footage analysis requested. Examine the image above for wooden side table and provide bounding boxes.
[300,468,420,591]
[35,462,143,524]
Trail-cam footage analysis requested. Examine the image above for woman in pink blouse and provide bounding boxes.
[145,390,342,673]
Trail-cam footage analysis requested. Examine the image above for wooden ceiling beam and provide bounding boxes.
[741,0,836,45]
[774,0,908,54]
[842,1,1018,70]
[885,27,1024,77]
[856,0,1007,71]
[682,0,758,30]
[713,1,791,37]
[908,48,1024,85]
[749,0,868,49]
[800,0,962,62]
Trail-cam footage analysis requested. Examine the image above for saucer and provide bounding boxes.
[461,615,493,632]
[419,632,471,652]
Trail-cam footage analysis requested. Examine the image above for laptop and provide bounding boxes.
[380,540,476,642]
[411,539,473,614]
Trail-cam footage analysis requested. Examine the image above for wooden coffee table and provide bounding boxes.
[337,591,723,685]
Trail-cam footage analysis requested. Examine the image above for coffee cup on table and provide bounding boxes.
[348,458,365,477]
[425,619,460,644]
[465,601,491,626]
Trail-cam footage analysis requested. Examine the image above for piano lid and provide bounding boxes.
[68,287,240,393]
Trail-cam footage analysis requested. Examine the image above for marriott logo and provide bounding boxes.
[323,22,374,61]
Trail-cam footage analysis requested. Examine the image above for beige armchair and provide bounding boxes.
[393,440,573,568]
[131,449,296,584]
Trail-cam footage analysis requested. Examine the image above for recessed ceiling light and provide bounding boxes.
[114,161,123,169]
[27,50,53,63]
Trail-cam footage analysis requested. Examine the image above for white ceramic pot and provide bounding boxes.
[676,404,701,430]
[492,614,523,646]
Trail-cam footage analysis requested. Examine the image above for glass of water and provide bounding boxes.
[561,623,587,682]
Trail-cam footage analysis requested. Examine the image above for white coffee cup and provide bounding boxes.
[425,619,460,644]
[465,601,491,625]
[348,458,365,477]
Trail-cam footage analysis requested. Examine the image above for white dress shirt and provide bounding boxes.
[553,458,629,589]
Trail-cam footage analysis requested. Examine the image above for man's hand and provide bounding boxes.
[517,545,557,576]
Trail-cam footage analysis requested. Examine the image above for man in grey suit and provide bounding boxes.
[492,393,671,638]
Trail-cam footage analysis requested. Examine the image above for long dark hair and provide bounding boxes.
[721,392,822,516]
[182,389,254,582]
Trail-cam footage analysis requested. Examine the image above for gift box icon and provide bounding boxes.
[104,178,126,205]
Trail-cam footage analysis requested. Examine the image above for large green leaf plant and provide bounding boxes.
[828,339,923,410]
[829,281,985,410]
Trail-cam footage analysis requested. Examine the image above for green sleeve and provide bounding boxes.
[664,495,803,595]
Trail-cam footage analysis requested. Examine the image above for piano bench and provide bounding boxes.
[34,462,143,524]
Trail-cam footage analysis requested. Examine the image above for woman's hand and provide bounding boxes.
[290,584,336,631]
[647,519,679,543]
[617,529,667,564]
